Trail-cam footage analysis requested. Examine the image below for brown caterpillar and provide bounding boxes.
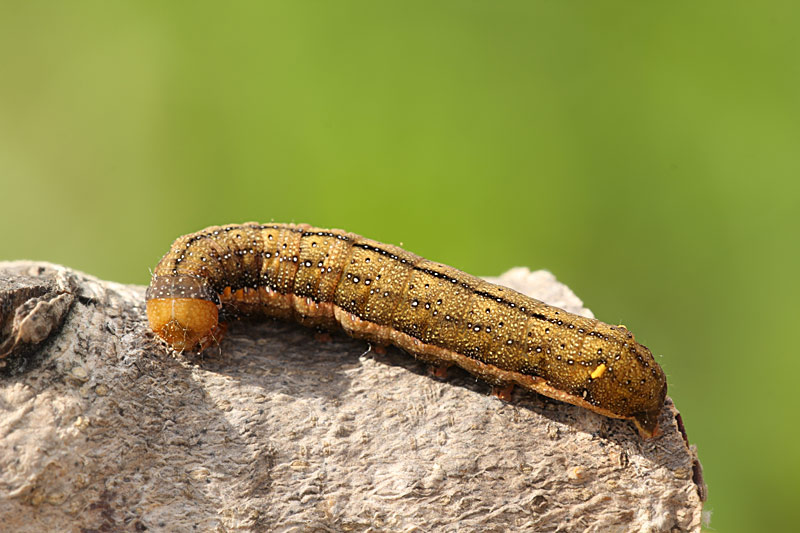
[146,223,667,438]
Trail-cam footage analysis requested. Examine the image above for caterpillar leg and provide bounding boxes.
[427,363,451,379]
[371,344,388,355]
[491,384,515,402]
[314,331,333,343]
[195,321,227,353]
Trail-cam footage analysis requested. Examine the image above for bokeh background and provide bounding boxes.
[2,2,798,530]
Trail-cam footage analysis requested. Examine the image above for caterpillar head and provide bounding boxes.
[146,275,220,352]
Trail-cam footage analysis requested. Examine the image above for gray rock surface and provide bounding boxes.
[0,261,705,532]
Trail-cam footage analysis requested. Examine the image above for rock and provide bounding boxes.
[0,261,705,532]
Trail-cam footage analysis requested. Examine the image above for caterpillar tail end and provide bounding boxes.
[632,408,662,439]
[146,298,220,353]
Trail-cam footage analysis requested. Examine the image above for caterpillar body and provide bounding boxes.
[146,223,667,438]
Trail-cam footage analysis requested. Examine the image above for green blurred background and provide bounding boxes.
[2,2,798,530]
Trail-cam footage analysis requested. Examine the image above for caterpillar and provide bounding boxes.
[146,223,667,438]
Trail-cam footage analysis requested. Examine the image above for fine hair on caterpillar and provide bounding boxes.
[146,222,667,438]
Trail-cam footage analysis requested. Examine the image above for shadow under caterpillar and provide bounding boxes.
[146,222,667,438]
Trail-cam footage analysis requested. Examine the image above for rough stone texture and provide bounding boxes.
[0,261,705,532]
[0,267,75,368]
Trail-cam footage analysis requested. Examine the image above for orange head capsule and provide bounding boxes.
[145,274,221,351]
[146,298,219,352]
